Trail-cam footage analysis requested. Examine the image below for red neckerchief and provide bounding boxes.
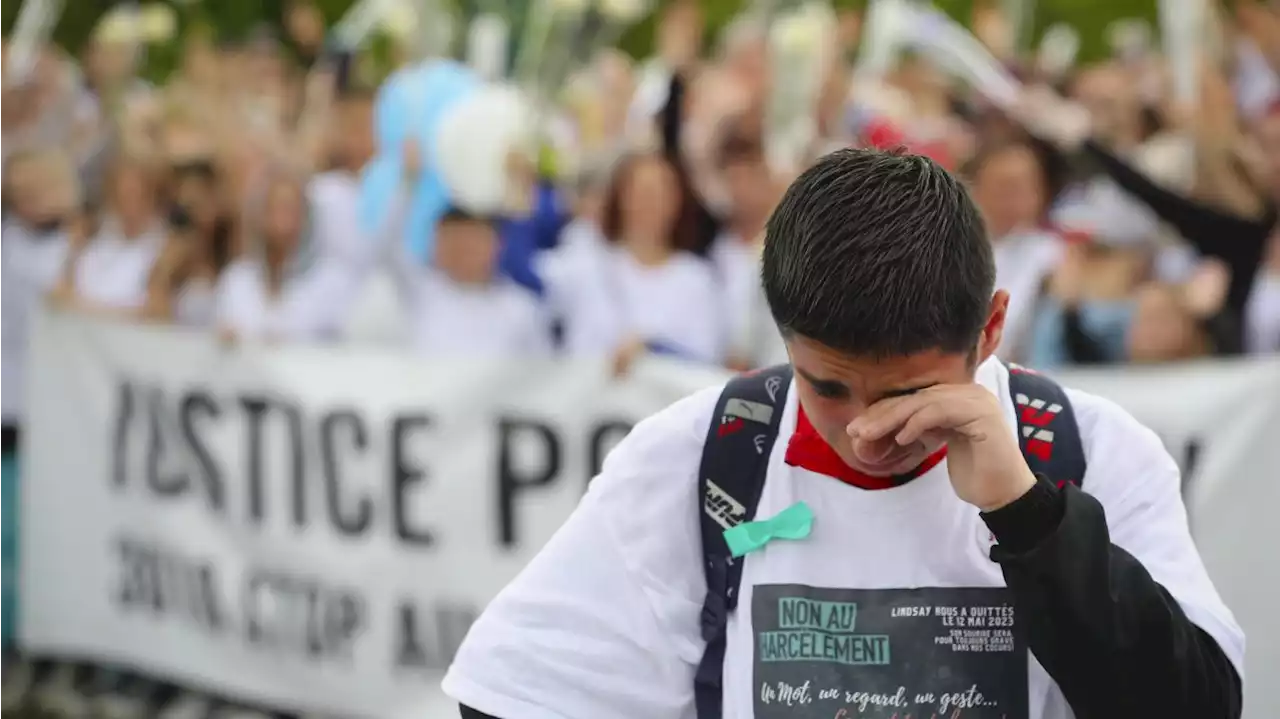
[784,404,948,490]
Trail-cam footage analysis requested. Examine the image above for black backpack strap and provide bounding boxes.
[1005,362,1087,488]
[694,364,793,719]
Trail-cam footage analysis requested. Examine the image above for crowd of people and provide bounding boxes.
[3,0,1280,714]
[5,3,1280,397]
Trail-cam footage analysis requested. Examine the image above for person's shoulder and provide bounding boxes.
[1061,382,1179,499]
[595,381,724,490]
[585,379,724,534]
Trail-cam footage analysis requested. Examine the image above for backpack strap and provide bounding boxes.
[1005,362,1087,488]
[694,364,793,719]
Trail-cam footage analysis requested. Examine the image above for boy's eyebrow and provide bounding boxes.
[879,383,938,400]
[796,367,938,401]
[795,367,848,395]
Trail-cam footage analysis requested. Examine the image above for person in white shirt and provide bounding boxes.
[1,149,77,447]
[214,168,357,343]
[538,152,726,371]
[446,149,1243,719]
[965,140,1064,365]
[308,90,380,269]
[391,208,553,356]
[0,145,77,644]
[140,161,231,327]
[49,155,166,317]
[707,132,783,370]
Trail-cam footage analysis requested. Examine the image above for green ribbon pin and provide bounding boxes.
[722,501,815,558]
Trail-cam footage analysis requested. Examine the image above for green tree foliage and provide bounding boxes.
[3,0,1160,81]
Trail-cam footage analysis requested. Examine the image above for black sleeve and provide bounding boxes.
[459,704,501,719]
[659,71,686,163]
[1081,139,1274,318]
[1060,305,1110,364]
[981,480,1242,718]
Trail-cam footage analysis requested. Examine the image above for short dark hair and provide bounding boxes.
[761,148,994,358]
[600,153,704,255]
[439,206,497,227]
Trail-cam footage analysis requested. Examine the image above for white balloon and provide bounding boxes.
[433,84,535,215]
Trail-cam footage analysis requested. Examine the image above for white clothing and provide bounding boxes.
[71,223,165,311]
[174,277,218,328]
[556,218,608,257]
[1,221,69,424]
[538,235,727,363]
[308,171,374,268]
[214,259,358,342]
[407,269,553,357]
[444,358,1243,719]
[709,232,768,363]
[343,270,409,345]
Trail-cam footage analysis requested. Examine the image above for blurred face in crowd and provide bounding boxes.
[618,155,682,247]
[333,95,376,171]
[5,151,79,226]
[1127,284,1206,363]
[1072,64,1143,148]
[434,217,499,285]
[173,167,222,233]
[84,38,135,92]
[262,179,306,258]
[722,148,774,225]
[108,159,158,232]
[970,144,1045,239]
[895,56,949,112]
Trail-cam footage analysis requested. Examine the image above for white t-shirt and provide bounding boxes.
[309,170,376,268]
[174,276,218,328]
[72,223,165,311]
[538,237,727,363]
[443,358,1243,719]
[214,259,359,342]
[1,221,70,424]
[407,269,553,356]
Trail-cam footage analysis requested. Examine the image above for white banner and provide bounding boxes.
[19,311,720,717]
[19,311,1280,717]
